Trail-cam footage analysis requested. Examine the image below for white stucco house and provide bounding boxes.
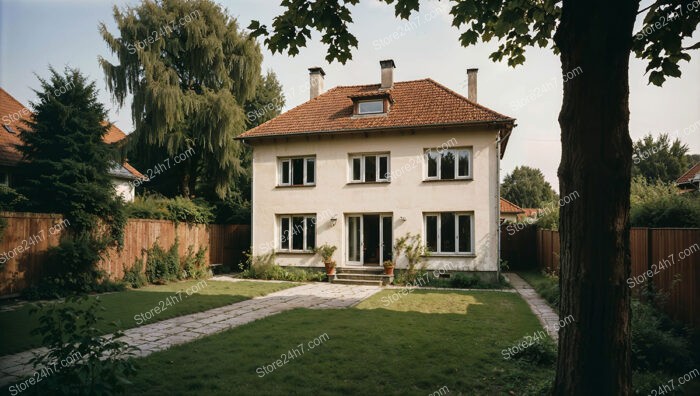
[237,60,515,283]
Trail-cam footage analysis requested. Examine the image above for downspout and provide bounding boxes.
[496,131,502,279]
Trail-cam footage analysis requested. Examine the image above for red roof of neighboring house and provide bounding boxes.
[0,87,141,178]
[522,208,541,218]
[500,197,525,214]
[238,78,515,140]
[676,162,700,185]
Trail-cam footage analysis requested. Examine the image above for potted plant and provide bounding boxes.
[314,243,338,276]
[382,260,395,276]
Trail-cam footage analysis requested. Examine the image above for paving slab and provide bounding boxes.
[505,273,561,340]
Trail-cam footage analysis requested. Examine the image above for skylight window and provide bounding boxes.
[358,100,384,114]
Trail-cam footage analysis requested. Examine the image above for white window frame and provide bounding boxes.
[349,153,390,183]
[424,147,472,180]
[278,156,316,186]
[357,100,384,115]
[423,212,474,255]
[278,214,316,252]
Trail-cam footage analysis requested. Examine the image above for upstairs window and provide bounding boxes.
[279,156,315,186]
[350,154,390,183]
[358,100,384,114]
[425,148,472,180]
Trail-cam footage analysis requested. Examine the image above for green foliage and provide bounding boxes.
[632,133,689,182]
[394,233,428,284]
[510,338,558,366]
[501,166,557,208]
[518,271,560,309]
[313,243,337,263]
[630,299,694,374]
[630,175,678,207]
[423,273,508,289]
[122,258,147,288]
[16,67,126,247]
[144,239,180,284]
[534,203,560,230]
[28,296,137,395]
[181,245,209,280]
[631,193,700,227]
[239,251,324,281]
[0,185,28,211]
[125,194,214,224]
[100,0,263,199]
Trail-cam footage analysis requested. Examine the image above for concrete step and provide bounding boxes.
[332,278,383,287]
[336,266,383,274]
[336,273,386,281]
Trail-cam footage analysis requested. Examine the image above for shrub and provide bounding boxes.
[125,194,214,224]
[0,185,27,211]
[630,299,693,374]
[28,295,137,395]
[181,245,208,279]
[394,233,428,284]
[122,258,147,288]
[144,240,180,284]
[240,251,324,282]
[630,193,700,227]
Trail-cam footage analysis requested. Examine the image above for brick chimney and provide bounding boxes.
[380,59,396,89]
[309,67,325,99]
[467,68,478,102]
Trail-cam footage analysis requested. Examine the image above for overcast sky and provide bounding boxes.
[1,0,698,191]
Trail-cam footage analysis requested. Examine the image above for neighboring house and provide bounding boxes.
[520,208,541,221]
[237,60,515,282]
[0,87,143,201]
[500,198,525,223]
[676,162,700,192]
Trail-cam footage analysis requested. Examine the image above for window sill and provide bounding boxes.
[276,184,316,188]
[422,178,473,183]
[277,250,315,255]
[424,253,476,258]
[347,181,391,185]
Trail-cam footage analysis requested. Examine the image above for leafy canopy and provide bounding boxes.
[17,67,126,245]
[501,166,557,208]
[249,0,700,85]
[632,133,689,182]
[99,0,263,198]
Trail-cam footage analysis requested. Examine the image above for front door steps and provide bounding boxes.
[331,266,393,286]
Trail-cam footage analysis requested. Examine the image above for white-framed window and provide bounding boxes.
[424,212,473,254]
[279,156,315,186]
[349,153,390,183]
[425,148,472,180]
[279,215,316,252]
[358,100,384,114]
[0,172,8,186]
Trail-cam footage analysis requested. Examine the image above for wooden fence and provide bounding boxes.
[535,227,699,327]
[0,212,250,296]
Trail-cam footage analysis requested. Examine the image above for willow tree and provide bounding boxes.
[99,0,262,198]
[249,1,699,394]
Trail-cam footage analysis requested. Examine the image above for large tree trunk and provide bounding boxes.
[553,0,639,394]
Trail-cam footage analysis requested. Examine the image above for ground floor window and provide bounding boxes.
[279,215,316,252]
[424,212,473,254]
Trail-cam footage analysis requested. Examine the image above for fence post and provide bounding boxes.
[646,228,654,299]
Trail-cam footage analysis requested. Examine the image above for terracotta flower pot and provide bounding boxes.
[384,266,394,276]
[324,261,336,275]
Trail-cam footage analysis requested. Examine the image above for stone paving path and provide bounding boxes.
[505,273,561,340]
[0,282,381,387]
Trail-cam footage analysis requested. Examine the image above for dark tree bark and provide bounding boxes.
[553,0,639,394]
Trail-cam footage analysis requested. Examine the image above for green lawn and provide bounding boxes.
[0,280,297,355]
[121,289,555,395]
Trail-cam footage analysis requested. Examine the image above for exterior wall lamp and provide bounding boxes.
[330,216,338,227]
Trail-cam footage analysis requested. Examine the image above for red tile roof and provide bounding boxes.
[238,78,514,139]
[500,197,525,214]
[0,87,141,178]
[676,162,700,185]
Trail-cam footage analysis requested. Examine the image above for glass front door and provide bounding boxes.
[346,214,392,266]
